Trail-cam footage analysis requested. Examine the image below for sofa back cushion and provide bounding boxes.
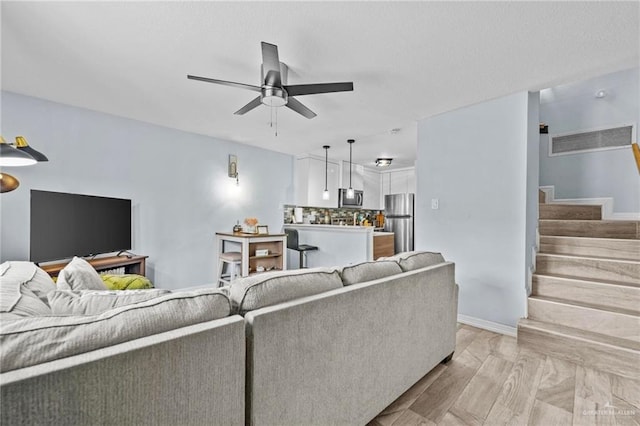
[340,260,403,286]
[48,289,171,315]
[56,257,107,291]
[0,262,55,320]
[230,268,343,315]
[380,251,445,272]
[0,288,231,373]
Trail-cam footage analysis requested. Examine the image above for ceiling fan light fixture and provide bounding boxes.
[188,42,352,122]
[375,158,392,167]
[261,87,288,107]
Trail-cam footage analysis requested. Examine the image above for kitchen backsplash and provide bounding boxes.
[283,204,383,226]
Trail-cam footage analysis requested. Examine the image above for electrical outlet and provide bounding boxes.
[431,198,439,209]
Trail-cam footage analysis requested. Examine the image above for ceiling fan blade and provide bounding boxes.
[286,97,317,119]
[283,82,354,96]
[261,42,281,87]
[234,96,263,115]
[187,75,261,92]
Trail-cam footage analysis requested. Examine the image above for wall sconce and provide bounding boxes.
[228,154,239,185]
[375,158,392,167]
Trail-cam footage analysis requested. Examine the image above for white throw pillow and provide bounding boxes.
[57,257,107,291]
[0,261,55,320]
[48,289,171,315]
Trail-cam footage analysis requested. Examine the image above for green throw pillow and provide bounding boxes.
[100,274,153,290]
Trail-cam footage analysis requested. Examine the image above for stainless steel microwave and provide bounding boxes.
[338,189,363,208]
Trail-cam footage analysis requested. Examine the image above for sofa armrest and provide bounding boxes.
[1,315,245,426]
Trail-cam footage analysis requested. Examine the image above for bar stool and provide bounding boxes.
[284,228,318,269]
[218,251,242,287]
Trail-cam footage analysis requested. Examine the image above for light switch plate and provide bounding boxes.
[431,198,439,209]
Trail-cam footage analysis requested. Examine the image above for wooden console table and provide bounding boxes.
[41,255,148,278]
[215,232,287,277]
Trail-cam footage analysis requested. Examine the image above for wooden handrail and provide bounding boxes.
[632,142,640,175]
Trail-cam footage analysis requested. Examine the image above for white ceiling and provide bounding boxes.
[2,1,638,169]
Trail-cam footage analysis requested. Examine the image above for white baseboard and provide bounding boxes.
[457,314,517,337]
[610,212,640,220]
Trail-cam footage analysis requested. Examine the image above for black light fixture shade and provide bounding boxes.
[15,136,48,162]
[0,137,37,167]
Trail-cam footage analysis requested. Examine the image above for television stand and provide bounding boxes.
[42,255,148,278]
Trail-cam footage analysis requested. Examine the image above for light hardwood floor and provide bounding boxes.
[369,324,640,426]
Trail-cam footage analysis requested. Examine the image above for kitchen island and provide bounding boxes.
[283,224,394,269]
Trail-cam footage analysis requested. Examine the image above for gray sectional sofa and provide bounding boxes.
[0,251,458,426]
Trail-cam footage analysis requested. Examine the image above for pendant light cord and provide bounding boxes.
[324,145,330,191]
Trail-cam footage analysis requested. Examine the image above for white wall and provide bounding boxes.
[539,67,640,213]
[416,92,538,328]
[0,91,294,289]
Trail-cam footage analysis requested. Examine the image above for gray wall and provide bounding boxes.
[539,67,639,213]
[416,91,538,328]
[0,91,294,289]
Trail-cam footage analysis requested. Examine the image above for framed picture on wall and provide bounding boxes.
[257,225,269,235]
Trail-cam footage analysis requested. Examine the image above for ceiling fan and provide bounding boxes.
[187,42,354,119]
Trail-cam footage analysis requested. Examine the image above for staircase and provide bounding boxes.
[518,197,640,379]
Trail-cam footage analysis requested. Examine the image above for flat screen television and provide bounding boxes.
[30,190,132,263]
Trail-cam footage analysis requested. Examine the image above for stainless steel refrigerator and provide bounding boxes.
[384,193,415,254]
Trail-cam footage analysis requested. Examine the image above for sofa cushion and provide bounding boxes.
[340,260,403,286]
[380,251,445,272]
[48,289,171,315]
[0,288,231,373]
[0,262,55,320]
[229,267,343,315]
[57,257,107,291]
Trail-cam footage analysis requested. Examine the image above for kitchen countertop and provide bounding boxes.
[284,224,375,232]
[373,231,394,236]
[283,224,375,265]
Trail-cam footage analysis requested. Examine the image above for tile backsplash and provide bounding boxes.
[283,204,383,226]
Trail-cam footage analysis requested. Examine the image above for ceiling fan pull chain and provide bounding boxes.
[270,102,273,128]
[275,106,278,137]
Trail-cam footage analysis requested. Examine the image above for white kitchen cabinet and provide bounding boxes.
[340,160,364,191]
[294,156,340,208]
[362,167,383,210]
[382,167,416,197]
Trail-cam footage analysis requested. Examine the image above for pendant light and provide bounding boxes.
[0,172,20,193]
[346,139,355,199]
[15,136,48,162]
[322,145,330,200]
[0,136,37,166]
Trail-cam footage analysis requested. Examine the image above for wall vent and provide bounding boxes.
[549,124,635,156]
